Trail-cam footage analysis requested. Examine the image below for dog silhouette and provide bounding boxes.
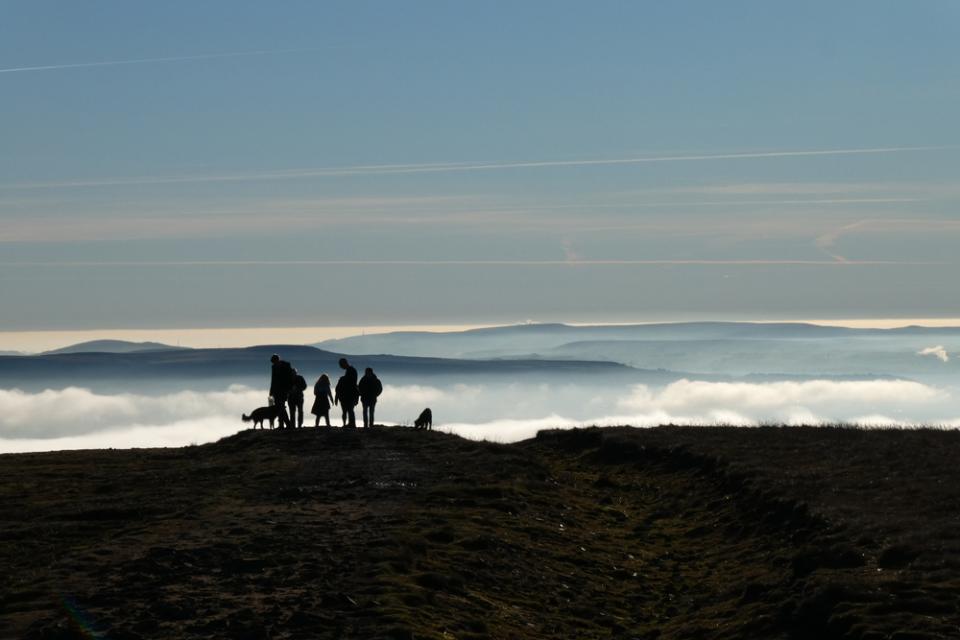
[242,405,280,429]
[414,407,432,430]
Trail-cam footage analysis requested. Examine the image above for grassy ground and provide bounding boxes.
[1,425,958,639]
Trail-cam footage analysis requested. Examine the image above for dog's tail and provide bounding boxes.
[242,413,252,422]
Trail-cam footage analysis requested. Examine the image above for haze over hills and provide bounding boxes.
[42,339,182,355]
[315,322,959,382]
[315,321,960,356]
[2,324,958,453]
[0,344,655,394]
[541,338,958,380]
[15,322,956,391]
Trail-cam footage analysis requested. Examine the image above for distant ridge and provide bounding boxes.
[43,339,183,355]
[0,344,659,393]
[314,321,960,359]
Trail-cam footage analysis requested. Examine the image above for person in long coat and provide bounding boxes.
[312,374,334,427]
[269,354,294,429]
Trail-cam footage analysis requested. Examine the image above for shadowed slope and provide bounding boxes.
[1,426,958,639]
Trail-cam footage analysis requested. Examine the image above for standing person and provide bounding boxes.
[312,374,334,427]
[358,367,383,428]
[288,368,307,429]
[269,354,294,430]
[334,357,359,428]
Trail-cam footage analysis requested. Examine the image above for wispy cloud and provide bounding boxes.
[0,195,486,242]
[918,346,950,363]
[815,220,869,262]
[0,146,952,191]
[605,181,960,204]
[0,259,944,268]
[561,239,583,264]
[653,182,953,197]
[0,47,324,75]
[816,219,960,262]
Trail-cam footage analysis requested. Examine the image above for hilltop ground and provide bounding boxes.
[1,425,959,639]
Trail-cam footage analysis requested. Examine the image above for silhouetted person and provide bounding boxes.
[269,354,294,429]
[288,368,307,428]
[312,373,334,427]
[334,357,359,428]
[358,367,383,428]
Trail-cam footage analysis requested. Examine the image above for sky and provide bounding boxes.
[3,1,960,340]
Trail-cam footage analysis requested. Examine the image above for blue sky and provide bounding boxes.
[2,1,959,334]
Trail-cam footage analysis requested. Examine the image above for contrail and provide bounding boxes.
[0,259,947,267]
[0,146,953,190]
[0,47,322,75]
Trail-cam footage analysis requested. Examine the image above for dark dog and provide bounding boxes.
[242,405,280,429]
[414,407,432,430]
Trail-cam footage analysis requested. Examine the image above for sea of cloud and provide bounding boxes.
[1,379,958,453]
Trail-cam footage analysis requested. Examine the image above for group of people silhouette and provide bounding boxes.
[269,354,383,429]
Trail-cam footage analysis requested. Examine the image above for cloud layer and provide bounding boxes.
[0,385,263,439]
[1,379,958,453]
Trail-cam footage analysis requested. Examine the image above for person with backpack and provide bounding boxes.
[269,354,294,430]
[358,367,383,428]
[288,368,308,429]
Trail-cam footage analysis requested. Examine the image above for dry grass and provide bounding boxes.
[1,425,958,639]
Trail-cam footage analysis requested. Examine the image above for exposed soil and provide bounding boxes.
[1,425,959,639]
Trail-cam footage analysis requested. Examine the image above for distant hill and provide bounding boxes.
[43,339,182,355]
[0,344,664,393]
[538,337,958,378]
[314,321,960,359]
[311,323,960,383]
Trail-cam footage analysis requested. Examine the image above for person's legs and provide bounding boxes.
[368,400,376,427]
[275,394,291,429]
[341,408,348,427]
[346,404,357,428]
[296,401,304,428]
[323,410,331,427]
[361,401,370,428]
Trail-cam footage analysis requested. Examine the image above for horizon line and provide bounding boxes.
[3,318,960,353]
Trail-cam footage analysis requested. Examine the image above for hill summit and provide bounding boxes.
[2,425,959,639]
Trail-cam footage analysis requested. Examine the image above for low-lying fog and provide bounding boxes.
[3,377,960,454]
